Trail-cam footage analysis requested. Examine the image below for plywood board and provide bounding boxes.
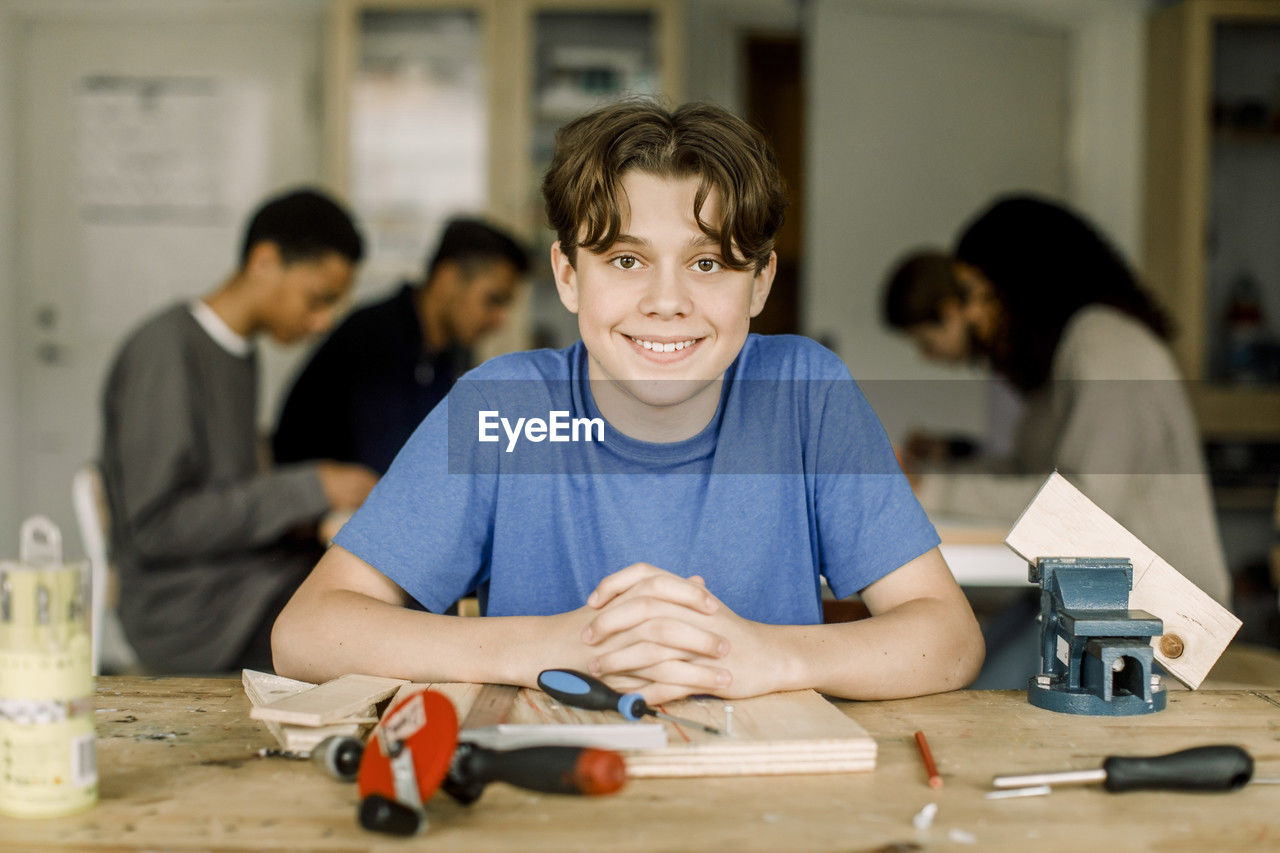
[249,672,407,727]
[400,682,875,779]
[1005,472,1241,688]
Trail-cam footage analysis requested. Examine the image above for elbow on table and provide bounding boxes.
[268,593,312,681]
[946,616,986,691]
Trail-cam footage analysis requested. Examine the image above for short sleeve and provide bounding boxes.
[810,376,941,597]
[333,384,497,612]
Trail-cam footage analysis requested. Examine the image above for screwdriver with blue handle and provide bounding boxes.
[538,669,724,736]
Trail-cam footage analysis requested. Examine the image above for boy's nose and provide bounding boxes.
[638,266,692,318]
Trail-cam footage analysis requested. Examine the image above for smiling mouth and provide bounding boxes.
[625,334,704,353]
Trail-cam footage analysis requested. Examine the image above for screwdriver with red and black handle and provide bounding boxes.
[992,745,1278,794]
[442,741,626,805]
[360,741,627,834]
[538,668,723,735]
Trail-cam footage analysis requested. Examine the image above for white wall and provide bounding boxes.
[1066,5,1148,257]
[805,0,1150,445]
[807,1,1068,444]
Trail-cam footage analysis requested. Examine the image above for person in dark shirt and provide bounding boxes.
[273,218,529,474]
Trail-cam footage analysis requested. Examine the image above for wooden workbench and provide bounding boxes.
[2,677,1277,851]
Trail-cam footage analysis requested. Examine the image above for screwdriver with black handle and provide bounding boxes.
[992,745,1277,794]
[538,668,723,736]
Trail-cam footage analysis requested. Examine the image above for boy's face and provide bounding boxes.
[954,261,1002,353]
[251,243,355,344]
[437,260,521,348]
[552,171,774,426]
[907,298,971,363]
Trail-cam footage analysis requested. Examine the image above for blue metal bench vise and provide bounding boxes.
[1028,557,1167,715]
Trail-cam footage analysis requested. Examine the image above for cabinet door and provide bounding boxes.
[330,3,491,302]
[1205,18,1280,386]
[1145,1,1280,438]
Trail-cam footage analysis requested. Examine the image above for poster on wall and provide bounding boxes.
[75,73,269,332]
[77,75,230,222]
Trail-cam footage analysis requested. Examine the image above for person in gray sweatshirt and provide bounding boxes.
[100,188,379,673]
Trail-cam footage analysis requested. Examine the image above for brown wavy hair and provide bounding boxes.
[542,100,787,273]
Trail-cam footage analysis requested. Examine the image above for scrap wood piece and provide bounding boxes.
[242,669,301,747]
[249,672,408,727]
[1005,472,1241,689]
[242,669,371,754]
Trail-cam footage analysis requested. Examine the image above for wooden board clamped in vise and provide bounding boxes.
[1006,472,1241,694]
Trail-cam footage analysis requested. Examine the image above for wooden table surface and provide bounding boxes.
[3,677,1278,851]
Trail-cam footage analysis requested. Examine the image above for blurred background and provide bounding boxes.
[0,0,1276,639]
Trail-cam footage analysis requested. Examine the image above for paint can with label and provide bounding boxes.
[0,516,97,817]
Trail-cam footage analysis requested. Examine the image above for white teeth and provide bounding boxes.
[630,336,697,353]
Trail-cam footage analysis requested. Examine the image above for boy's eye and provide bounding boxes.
[610,255,640,270]
[694,258,722,273]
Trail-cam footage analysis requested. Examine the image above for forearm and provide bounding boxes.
[766,596,984,700]
[271,586,580,686]
[129,464,329,559]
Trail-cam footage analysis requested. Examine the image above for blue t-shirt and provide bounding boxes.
[335,334,939,623]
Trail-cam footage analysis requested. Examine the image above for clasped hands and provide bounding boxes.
[556,562,787,705]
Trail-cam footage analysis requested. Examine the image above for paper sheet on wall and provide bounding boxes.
[76,74,268,333]
[78,75,229,218]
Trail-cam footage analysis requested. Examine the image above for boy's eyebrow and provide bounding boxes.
[612,233,651,250]
[612,234,721,251]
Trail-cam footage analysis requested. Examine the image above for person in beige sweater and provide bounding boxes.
[913,194,1231,608]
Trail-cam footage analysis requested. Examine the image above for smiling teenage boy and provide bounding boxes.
[272,102,984,702]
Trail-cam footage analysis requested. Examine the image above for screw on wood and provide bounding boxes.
[1159,633,1185,659]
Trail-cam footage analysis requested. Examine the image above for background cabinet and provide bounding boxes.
[1144,0,1280,440]
[323,0,684,358]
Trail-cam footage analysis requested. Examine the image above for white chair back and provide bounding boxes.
[72,462,139,674]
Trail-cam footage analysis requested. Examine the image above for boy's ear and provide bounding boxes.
[748,252,777,319]
[550,241,579,314]
[244,241,283,278]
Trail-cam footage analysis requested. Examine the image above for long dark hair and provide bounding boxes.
[954,194,1172,393]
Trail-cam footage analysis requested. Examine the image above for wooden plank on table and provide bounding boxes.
[250,672,408,727]
[605,690,874,778]
[410,682,876,778]
[1005,472,1241,689]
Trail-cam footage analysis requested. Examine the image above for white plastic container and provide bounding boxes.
[0,516,97,817]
